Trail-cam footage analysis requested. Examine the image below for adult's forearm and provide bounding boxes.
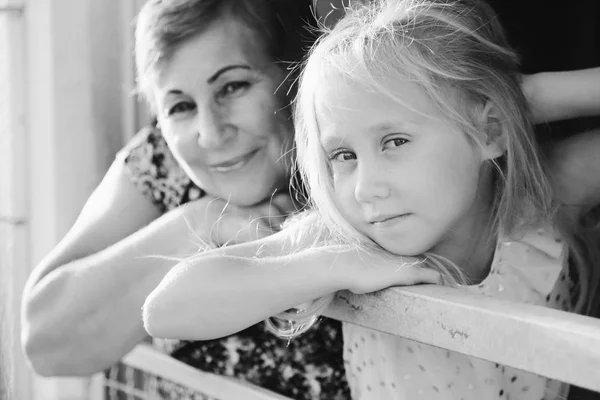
[22,211,206,376]
[143,248,346,341]
[529,67,600,123]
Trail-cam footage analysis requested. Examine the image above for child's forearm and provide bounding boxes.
[527,67,600,123]
[142,248,348,340]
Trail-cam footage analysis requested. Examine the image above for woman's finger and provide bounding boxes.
[270,192,297,216]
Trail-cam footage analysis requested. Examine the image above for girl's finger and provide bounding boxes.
[400,265,443,285]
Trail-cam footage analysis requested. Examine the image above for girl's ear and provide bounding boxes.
[479,101,507,161]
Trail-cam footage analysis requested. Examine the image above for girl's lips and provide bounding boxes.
[370,213,410,226]
[208,148,260,172]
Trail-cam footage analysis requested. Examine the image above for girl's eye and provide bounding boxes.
[383,137,408,150]
[218,81,250,98]
[330,150,356,162]
[165,101,196,117]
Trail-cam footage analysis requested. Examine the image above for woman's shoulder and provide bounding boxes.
[117,124,203,212]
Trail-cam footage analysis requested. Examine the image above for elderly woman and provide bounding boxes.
[22,1,350,399]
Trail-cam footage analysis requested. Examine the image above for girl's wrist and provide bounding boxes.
[307,247,353,293]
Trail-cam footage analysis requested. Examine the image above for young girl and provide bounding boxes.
[144,0,600,399]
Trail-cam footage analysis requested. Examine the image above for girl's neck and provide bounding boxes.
[435,168,499,284]
[460,225,497,284]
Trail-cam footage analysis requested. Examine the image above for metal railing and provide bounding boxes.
[96,285,600,399]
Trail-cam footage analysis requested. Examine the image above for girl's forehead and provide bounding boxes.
[313,72,364,111]
[313,73,436,121]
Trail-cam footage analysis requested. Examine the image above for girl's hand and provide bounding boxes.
[336,247,443,294]
[195,192,297,246]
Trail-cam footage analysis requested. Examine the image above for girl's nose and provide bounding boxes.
[354,162,391,204]
[195,105,236,149]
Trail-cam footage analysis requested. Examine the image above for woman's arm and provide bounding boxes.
[143,216,441,341]
[546,128,600,218]
[21,159,285,377]
[21,159,201,376]
[524,67,600,123]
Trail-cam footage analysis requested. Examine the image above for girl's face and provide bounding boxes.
[152,17,295,206]
[315,76,494,262]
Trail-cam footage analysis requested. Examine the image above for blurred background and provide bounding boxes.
[1,1,149,399]
[0,1,598,399]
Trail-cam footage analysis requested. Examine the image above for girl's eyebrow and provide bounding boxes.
[207,65,251,84]
[369,121,412,133]
[320,120,411,148]
[320,135,346,150]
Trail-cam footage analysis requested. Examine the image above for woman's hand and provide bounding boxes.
[195,192,297,246]
[522,68,600,123]
[521,73,541,121]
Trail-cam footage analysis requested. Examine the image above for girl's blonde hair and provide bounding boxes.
[270,0,599,338]
[296,0,552,244]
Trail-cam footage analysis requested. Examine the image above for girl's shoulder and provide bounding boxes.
[117,125,203,212]
[471,223,571,309]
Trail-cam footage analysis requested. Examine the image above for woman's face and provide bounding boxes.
[152,17,295,206]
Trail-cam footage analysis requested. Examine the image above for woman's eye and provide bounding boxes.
[218,81,250,98]
[383,137,408,150]
[330,150,356,162]
[165,101,196,116]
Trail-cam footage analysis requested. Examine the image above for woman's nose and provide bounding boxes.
[195,105,236,149]
[354,161,391,204]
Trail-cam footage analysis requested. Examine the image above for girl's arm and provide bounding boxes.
[21,159,286,376]
[524,67,600,123]
[143,215,441,341]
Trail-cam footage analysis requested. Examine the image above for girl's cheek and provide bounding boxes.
[333,176,356,206]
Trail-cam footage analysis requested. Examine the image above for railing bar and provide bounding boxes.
[325,286,600,392]
[103,380,148,398]
[122,286,600,395]
[123,344,293,400]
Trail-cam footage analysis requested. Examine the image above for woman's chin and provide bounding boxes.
[220,185,279,207]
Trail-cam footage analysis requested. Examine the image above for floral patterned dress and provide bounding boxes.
[107,125,350,400]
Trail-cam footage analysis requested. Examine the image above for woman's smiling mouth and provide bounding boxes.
[208,148,261,173]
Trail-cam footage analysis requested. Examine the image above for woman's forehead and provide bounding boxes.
[152,18,276,88]
[165,17,271,69]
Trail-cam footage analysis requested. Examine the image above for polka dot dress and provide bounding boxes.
[343,225,575,400]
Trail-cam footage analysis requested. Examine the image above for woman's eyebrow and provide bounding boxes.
[207,65,251,84]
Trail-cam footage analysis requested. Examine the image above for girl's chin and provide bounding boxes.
[374,239,428,258]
